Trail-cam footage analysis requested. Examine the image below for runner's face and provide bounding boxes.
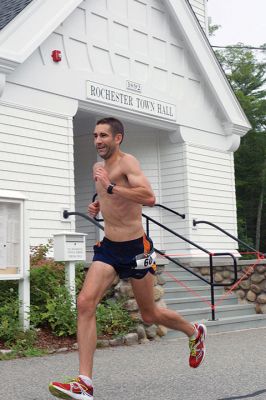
[93,124,120,160]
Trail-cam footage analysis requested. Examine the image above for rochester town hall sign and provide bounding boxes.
[87,81,176,121]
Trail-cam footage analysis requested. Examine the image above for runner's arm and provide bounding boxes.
[112,155,156,206]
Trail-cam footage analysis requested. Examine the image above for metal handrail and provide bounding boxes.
[193,219,265,259]
[63,210,104,231]
[153,203,185,219]
[63,207,238,320]
[143,213,238,321]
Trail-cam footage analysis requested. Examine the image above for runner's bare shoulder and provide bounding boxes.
[120,153,140,171]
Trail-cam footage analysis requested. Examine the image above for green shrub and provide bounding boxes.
[1,242,135,351]
[0,281,18,303]
[10,329,37,352]
[0,296,20,343]
[96,299,136,337]
[29,262,85,334]
[75,262,87,294]
[41,286,77,337]
[30,239,53,266]
[30,264,65,316]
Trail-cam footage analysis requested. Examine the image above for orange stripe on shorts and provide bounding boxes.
[143,234,151,255]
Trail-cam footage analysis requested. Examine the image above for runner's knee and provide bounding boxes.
[77,292,97,317]
[140,309,157,325]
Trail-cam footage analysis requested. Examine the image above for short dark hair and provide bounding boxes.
[96,117,124,144]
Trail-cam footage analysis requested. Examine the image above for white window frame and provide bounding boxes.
[0,190,30,330]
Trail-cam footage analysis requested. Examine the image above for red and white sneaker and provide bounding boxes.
[189,323,207,368]
[49,376,93,400]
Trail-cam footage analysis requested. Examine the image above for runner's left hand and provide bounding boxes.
[94,166,111,190]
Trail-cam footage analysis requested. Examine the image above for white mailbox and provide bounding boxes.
[53,232,87,262]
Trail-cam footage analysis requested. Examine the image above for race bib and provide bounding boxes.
[135,251,156,270]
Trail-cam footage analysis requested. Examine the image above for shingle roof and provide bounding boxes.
[0,0,34,30]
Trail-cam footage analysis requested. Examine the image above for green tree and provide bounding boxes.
[215,44,266,252]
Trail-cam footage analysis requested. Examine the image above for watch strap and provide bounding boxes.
[107,183,116,194]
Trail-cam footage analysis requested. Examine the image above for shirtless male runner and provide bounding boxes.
[49,117,207,400]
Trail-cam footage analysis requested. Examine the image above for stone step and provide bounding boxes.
[163,285,224,299]
[165,314,266,338]
[165,293,238,310]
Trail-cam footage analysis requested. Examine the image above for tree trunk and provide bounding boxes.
[256,158,266,250]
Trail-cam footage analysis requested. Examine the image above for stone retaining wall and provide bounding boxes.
[99,261,167,347]
[195,260,266,313]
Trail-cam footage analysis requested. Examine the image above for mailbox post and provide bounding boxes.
[53,232,87,306]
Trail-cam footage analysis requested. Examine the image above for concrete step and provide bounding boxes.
[165,313,266,338]
[163,268,208,281]
[164,264,209,279]
[165,293,238,310]
[163,285,224,299]
[171,303,256,322]
[163,274,210,287]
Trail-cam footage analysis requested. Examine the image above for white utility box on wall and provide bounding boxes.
[53,232,87,306]
[0,191,29,330]
[54,232,86,262]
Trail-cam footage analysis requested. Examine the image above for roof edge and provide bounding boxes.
[0,0,83,65]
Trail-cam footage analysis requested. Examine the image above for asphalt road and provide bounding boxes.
[0,327,266,400]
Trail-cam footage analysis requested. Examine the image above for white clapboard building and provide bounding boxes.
[0,0,251,268]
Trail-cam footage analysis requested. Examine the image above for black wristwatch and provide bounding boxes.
[107,183,116,194]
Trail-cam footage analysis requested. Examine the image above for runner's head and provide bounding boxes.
[94,117,124,159]
[96,117,124,145]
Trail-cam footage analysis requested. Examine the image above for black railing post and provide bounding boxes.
[146,217,150,237]
[209,254,216,321]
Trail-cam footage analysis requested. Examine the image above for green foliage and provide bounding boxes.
[30,264,65,316]
[96,299,136,337]
[29,262,83,336]
[208,23,221,37]
[216,45,266,131]
[75,262,87,295]
[10,330,37,352]
[41,286,77,337]
[0,295,20,343]
[29,252,86,332]
[0,292,43,359]
[215,44,266,252]
[30,239,54,266]
[0,280,18,304]
[0,243,135,356]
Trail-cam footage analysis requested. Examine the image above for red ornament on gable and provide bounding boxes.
[51,50,62,62]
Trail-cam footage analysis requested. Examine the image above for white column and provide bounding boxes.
[65,261,76,307]
[19,277,30,330]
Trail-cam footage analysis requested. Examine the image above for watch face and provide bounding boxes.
[107,183,115,194]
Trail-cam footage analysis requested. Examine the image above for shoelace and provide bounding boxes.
[64,377,88,390]
[189,339,198,356]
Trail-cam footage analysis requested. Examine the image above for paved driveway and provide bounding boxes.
[0,327,265,400]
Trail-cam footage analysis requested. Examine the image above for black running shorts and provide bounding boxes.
[92,234,157,279]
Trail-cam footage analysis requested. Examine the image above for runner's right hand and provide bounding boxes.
[88,200,100,217]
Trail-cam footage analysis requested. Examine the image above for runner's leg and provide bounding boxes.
[130,272,195,336]
[77,261,117,377]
